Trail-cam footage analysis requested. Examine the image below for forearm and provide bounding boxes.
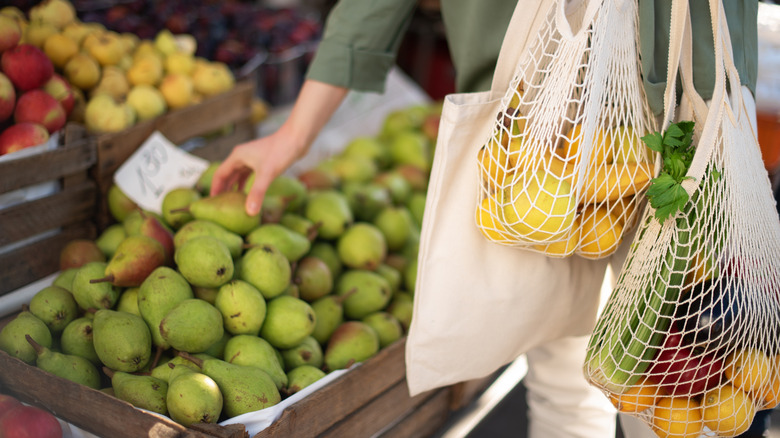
[280,79,350,156]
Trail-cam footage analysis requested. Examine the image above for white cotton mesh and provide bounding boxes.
[584,1,780,435]
[475,0,658,259]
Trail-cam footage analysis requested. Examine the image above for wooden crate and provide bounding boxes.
[0,124,97,297]
[0,335,491,438]
[90,80,256,229]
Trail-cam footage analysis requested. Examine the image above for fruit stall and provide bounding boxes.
[0,1,499,437]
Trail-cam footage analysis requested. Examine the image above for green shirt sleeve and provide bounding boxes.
[305,0,419,92]
[639,0,759,117]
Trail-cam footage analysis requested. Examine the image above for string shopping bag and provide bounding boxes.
[584,0,780,436]
[475,0,658,259]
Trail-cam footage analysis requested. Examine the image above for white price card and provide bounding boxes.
[114,131,210,215]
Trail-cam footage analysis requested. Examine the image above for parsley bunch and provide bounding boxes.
[640,121,696,224]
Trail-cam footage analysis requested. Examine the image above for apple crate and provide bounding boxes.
[90,79,256,230]
[0,124,97,297]
[0,336,493,438]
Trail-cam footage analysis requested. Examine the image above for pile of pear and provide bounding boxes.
[2,0,250,134]
[0,103,440,428]
[477,90,655,259]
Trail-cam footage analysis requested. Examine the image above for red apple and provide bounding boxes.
[0,15,22,53]
[14,89,66,134]
[0,404,63,438]
[60,238,106,270]
[1,44,54,91]
[42,74,75,116]
[0,394,21,418]
[0,122,49,155]
[0,72,14,122]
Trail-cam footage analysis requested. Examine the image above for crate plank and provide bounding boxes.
[378,389,452,438]
[0,222,96,297]
[319,382,441,438]
[448,372,497,411]
[0,180,95,247]
[0,140,95,193]
[254,339,407,438]
[0,351,211,438]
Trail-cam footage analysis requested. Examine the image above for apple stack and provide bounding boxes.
[0,12,72,156]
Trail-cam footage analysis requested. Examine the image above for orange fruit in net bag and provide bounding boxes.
[754,354,780,409]
[702,383,756,436]
[608,378,665,413]
[652,396,703,438]
[725,348,773,394]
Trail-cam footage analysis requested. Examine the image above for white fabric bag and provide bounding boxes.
[584,0,780,436]
[406,0,613,396]
[475,0,657,260]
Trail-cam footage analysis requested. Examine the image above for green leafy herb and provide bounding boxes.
[641,121,696,224]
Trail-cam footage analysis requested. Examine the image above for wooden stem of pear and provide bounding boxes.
[336,287,358,304]
[149,345,164,370]
[89,274,115,284]
[177,351,204,369]
[102,366,116,379]
[306,222,323,242]
[24,334,44,355]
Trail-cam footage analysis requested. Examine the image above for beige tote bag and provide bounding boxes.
[406,0,614,396]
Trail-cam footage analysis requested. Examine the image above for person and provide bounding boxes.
[210,1,760,437]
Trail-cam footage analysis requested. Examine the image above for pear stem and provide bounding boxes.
[102,367,115,379]
[24,334,44,355]
[89,274,114,284]
[149,345,164,370]
[306,222,323,242]
[177,351,204,369]
[336,287,358,304]
[168,207,191,214]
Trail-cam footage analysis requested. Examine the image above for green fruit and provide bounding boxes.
[0,310,52,364]
[95,224,127,259]
[166,371,223,426]
[237,244,291,300]
[336,222,387,270]
[304,190,353,240]
[260,296,316,349]
[245,224,311,262]
[115,287,141,316]
[174,220,243,259]
[307,242,342,279]
[214,280,266,336]
[223,335,287,390]
[324,321,379,371]
[138,266,194,349]
[71,261,120,310]
[29,285,78,334]
[342,182,392,222]
[293,256,333,302]
[159,299,224,353]
[107,368,168,415]
[52,268,78,292]
[285,365,327,395]
[310,295,347,346]
[188,192,259,235]
[280,336,323,371]
[336,270,392,320]
[361,312,403,348]
[93,309,152,372]
[60,317,100,365]
[27,335,101,389]
[175,236,234,288]
[162,187,201,229]
[373,206,415,252]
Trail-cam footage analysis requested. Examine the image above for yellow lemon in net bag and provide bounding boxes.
[501,169,575,242]
[652,396,703,438]
[702,383,756,436]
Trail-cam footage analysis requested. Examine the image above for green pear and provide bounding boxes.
[279,213,317,238]
[304,190,353,240]
[202,331,231,359]
[330,155,378,183]
[166,371,223,426]
[95,224,127,259]
[52,268,78,292]
[280,336,323,371]
[260,192,294,224]
[406,191,427,228]
[159,299,224,353]
[324,321,379,371]
[162,187,201,229]
[297,167,340,191]
[293,256,333,302]
[115,287,141,316]
[193,286,219,304]
[223,335,287,390]
[285,365,326,396]
[174,220,243,259]
[260,296,316,349]
[373,206,415,252]
[388,130,431,171]
[0,308,52,364]
[29,285,78,334]
[107,184,138,222]
[404,258,418,295]
[282,283,300,298]
[380,107,425,140]
[134,213,176,265]
[179,352,281,417]
[361,311,403,348]
[237,244,291,300]
[26,335,101,389]
[175,236,234,288]
[341,136,390,169]
[309,292,353,346]
[374,170,412,204]
[341,182,392,222]
[307,242,342,279]
[262,174,308,213]
[187,191,260,235]
[336,222,387,270]
[71,262,120,310]
[336,270,392,320]
[138,266,194,350]
[93,309,152,372]
[245,224,311,262]
[194,161,221,196]
[375,263,402,294]
[96,235,167,287]
[60,317,100,365]
[387,292,414,331]
[214,280,266,336]
[105,367,168,415]
[150,356,201,382]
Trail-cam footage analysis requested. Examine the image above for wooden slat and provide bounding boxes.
[379,389,452,438]
[0,222,95,296]
[319,382,440,438]
[0,180,96,246]
[254,338,408,438]
[448,373,498,411]
[0,351,213,438]
[0,140,95,193]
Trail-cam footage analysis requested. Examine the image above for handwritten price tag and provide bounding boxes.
[114,131,210,214]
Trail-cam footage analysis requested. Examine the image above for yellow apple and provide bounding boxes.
[23,21,58,48]
[127,53,164,86]
[28,0,76,29]
[164,52,195,75]
[63,52,101,91]
[90,65,129,100]
[43,32,78,68]
[192,61,235,97]
[158,73,194,109]
[127,84,167,121]
[85,93,136,133]
[87,32,126,66]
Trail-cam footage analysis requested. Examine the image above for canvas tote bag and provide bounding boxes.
[584,0,780,436]
[406,0,615,396]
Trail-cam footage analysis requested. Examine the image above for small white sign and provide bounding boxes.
[114,131,210,214]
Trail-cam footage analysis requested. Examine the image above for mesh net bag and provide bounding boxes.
[475,0,658,259]
[584,1,780,436]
